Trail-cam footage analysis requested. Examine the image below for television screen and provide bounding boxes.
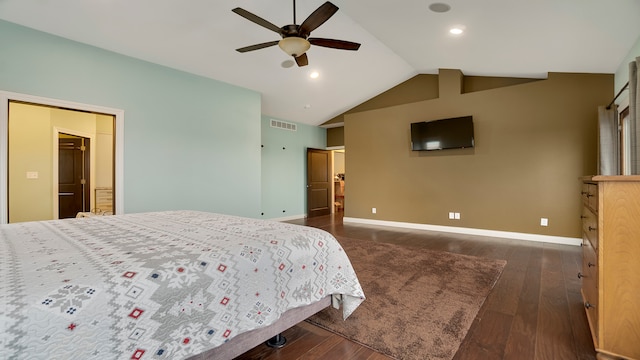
[410,116,474,151]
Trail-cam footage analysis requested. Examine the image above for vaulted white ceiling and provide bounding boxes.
[1,0,639,125]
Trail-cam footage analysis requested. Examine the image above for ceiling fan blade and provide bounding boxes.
[309,38,361,51]
[299,2,338,36]
[295,53,309,67]
[232,7,282,34]
[236,41,280,53]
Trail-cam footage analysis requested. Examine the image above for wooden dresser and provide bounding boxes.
[580,176,640,360]
[94,187,113,214]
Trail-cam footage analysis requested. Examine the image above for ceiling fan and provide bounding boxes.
[232,1,361,67]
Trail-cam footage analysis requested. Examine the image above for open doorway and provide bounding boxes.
[333,149,345,213]
[8,101,114,222]
[1,91,123,224]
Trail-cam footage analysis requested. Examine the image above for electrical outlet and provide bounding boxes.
[454,212,461,220]
[372,207,377,214]
[540,218,548,226]
[448,212,455,219]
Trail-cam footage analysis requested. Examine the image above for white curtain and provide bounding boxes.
[598,105,619,175]
[630,56,640,174]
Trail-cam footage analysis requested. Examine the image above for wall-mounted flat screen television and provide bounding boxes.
[410,116,474,151]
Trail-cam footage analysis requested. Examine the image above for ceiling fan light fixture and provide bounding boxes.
[279,37,311,57]
[233,1,358,67]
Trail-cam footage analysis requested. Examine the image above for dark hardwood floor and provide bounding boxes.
[235,213,596,360]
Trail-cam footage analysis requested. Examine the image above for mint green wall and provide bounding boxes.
[0,20,262,217]
[615,33,640,98]
[261,116,326,219]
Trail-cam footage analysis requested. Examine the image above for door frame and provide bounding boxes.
[0,90,124,224]
[54,128,95,219]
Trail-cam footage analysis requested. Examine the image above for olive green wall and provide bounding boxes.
[323,75,440,127]
[322,73,541,147]
[327,127,344,148]
[344,69,613,238]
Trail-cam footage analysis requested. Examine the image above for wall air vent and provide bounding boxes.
[270,119,297,132]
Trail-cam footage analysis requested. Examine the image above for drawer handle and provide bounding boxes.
[588,262,595,268]
[588,226,597,231]
[581,191,588,195]
[586,193,594,198]
[584,302,595,309]
[580,215,587,219]
[578,272,585,279]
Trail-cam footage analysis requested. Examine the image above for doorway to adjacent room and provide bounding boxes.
[0,91,124,224]
[305,148,346,218]
[306,148,332,218]
[333,149,345,213]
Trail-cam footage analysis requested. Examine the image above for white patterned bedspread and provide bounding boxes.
[0,211,365,360]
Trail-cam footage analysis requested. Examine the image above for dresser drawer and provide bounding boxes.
[587,183,598,212]
[581,206,598,250]
[582,239,598,281]
[581,237,599,342]
[581,183,590,206]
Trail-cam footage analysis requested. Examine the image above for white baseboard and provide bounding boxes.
[343,217,582,246]
[269,214,306,222]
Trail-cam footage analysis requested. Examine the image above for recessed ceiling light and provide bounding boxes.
[281,60,295,68]
[429,2,451,13]
[449,24,467,36]
[310,71,319,79]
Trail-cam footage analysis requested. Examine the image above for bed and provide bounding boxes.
[0,210,365,360]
